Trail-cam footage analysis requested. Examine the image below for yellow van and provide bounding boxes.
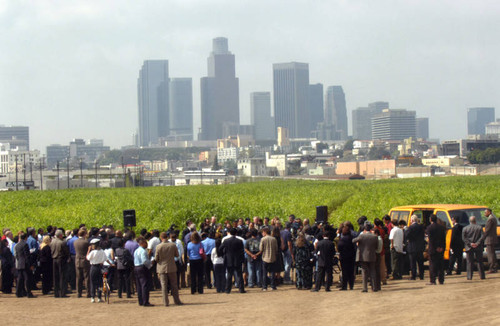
[388,204,499,261]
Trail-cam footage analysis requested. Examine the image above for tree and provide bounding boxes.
[212,155,220,170]
[343,139,354,150]
[367,147,391,160]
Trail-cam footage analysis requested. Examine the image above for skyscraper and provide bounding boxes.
[0,125,30,150]
[368,101,389,115]
[200,37,240,140]
[372,109,416,140]
[273,62,310,138]
[169,78,193,140]
[308,83,324,134]
[352,107,372,140]
[325,86,348,140]
[137,60,169,146]
[416,117,429,140]
[467,107,495,135]
[250,92,275,140]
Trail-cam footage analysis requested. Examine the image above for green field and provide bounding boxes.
[1,176,499,232]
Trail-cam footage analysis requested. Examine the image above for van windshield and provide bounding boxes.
[449,209,487,226]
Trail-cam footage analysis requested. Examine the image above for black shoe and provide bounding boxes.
[310,289,319,292]
[446,271,452,276]
[143,303,154,307]
[239,290,246,293]
[361,289,368,293]
[27,293,36,298]
[325,288,331,292]
[339,288,347,291]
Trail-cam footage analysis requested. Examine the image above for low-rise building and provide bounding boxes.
[237,158,268,177]
[421,156,464,167]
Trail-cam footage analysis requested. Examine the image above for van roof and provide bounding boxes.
[390,204,487,210]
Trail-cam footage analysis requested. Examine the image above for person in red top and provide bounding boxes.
[383,215,393,277]
[374,218,387,285]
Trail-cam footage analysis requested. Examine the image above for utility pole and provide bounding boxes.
[56,161,60,190]
[67,157,70,189]
[95,160,98,188]
[23,153,26,185]
[39,156,44,191]
[80,158,83,187]
[121,156,125,188]
[29,154,33,182]
[15,154,18,191]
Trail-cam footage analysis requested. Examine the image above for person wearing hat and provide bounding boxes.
[86,239,112,303]
[353,221,379,292]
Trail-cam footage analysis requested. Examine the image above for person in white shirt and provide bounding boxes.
[147,230,161,290]
[389,220,406,280]
[86,239,111,303]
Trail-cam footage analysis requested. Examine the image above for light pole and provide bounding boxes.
[121,156,125,188]
[29,154,33,182]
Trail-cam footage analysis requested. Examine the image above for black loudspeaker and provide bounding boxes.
[316,206,328,223]
[123,209,136,227]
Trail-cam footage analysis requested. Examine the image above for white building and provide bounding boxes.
[237,158,268,177]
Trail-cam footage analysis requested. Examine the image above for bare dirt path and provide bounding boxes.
[1,273,499,325]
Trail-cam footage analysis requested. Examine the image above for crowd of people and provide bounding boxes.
[0,209,498,306]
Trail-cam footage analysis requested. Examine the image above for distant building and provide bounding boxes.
[238,158,268,177]
[169,78,193,140]
[200,37,240,140]
[250,92,275,141]
[442,135,500,157]
[467,107,495,135]
[416,117,429,140]
[46,144,70,169]
[277,127,290,147]
[273,62,310,138]
[0,125,30,150]
[137,60,169,146]
[324,86,347,140]
[352,107,372,140]
[486,119,500,136]
[372,109,416,141]
[308,84,324,135]
[368,101,389,115]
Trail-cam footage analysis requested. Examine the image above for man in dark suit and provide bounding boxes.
[447,216,464,275]
[405,215,426,280]
[220,228,245,293]
[353,222,379,292]
[312,230,336,292]
[74,228,90,298]
[50,229,70,297]
[426,215,447,285]
[462,215,485,280]
[14,232,35,298]
[481,208,498,273]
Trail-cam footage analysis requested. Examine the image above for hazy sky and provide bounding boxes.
[1,0,499,152]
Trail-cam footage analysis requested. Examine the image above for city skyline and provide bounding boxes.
[1,1,499,151]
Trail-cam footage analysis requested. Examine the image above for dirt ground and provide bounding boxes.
[1,272,500,325]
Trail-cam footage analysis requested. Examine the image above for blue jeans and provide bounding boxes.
[247,258,262,287]
[283,250,292,282]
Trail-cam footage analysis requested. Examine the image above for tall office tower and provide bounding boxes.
[273,62,310,138]
[200,37,240,140]
[372,109,416,140]
[169,78,193,140]
[467,107,495,135]
[308,83,324,134]
[352,107,372,139]
[325,86,348,140]
[416,117,429,140]
[0,125,30,150]
[250,92,275,140]
[368,101,389,115]
[137,60,169,146]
